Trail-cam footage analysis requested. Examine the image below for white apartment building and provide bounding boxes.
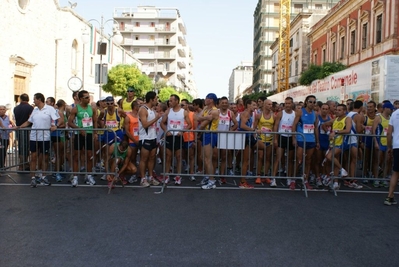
[252,0,339,92]
[228,61,253,102]
[270,10,328,91]
[113,6,197,97]
[0,0,140,107]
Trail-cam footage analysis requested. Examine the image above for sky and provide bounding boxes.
[59,0,258,98]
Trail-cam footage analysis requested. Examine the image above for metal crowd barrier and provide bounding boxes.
[325,133,393,196]
[156,129,308,197]
[0,128,120,194]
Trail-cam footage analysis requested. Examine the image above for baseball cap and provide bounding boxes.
[383,102,394,110]
[105,96,114,102]
[99,96,106,101]
[206,93,218,102]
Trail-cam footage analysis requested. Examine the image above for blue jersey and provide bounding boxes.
[296,108,316,142]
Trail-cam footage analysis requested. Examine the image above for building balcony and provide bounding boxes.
[178,48,186,57]
[178,36,186,46]
[177,60,186,69]
[154,40,176,46]
[123,39,156,46]
[178,21,187,34]
[155,26,176,33]
[156,52,176,59]
[177,73,186,80]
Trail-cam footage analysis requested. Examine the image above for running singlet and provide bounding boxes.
[183,111,195,142]
[363,115,375,147]
[203,107,219,131]
[104,109,121,132]
[113,143,128,160]
[332,117,346,146]
[278,110,295,137]
[138,106,157,141]
[377,114,389,146]
[167,108,185,136]
[318,115,331,147]
[296,108,316,143]
[76,104,93,134]
[126,113,139,144]
[258,112,274,142]
[218,110,231,132]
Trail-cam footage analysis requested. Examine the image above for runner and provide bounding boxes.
[314,103,331,187]
[124,100,140,184]
[68,90,98,187]
[181,99,198,182]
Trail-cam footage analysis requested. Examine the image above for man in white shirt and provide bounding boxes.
[384,107,399,205]
[19,93,59,187]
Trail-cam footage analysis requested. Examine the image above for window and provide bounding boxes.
[90,57,94,75]
[362,23,368,49]
[294,4,303,13]
[149,48,154,54]
[133,48,140,54]
[149,35,155,40]
[340,36,345,59]
[135,35,139,40]
[274,3,280,12]
[295,57,298,76]
[314,53,317,64]
[135,22,140,27]
[350,30,356,54]
[296,32,299,47]
[322,48,326,63]
[315,4,322,9]
[71,40,78,72]
[332,42,336,62]
[376,14,382,44]
[150,22,155,27]
[149,63,155,67]
[289,38,293,47]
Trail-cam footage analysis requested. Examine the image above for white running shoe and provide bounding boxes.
[201,180,216,190]
[270,179,277,187]
[72,177,78,187]
[340,168,348,177]
[86,175,96,185]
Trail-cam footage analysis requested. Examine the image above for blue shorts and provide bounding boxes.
[319,142,329,151]
[202,133,217,148]
[183,141,194,149]
[129,142,137,148]
[379,144,387,152]
[101,130,124,144]
[297,141,316,149]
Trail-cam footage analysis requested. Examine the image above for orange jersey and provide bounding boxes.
[126,113,139,143]
[183,111,195,142]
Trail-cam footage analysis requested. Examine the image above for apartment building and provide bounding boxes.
[308,0,399,67]
[113,6,197,97]
[252,0,339,92]
[270,10,328,91]
[228,62,253,102]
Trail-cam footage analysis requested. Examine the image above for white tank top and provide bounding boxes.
[278,110,295,137]
[218,110,231,131]
[139,106,157,141]
[167,108,185,136]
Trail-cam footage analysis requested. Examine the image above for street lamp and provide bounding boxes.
[144,61,168,94]
[84,15,123,99]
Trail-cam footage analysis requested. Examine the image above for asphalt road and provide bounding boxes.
[1,180,399,267]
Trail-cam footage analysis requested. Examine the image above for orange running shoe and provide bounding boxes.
[255,177,261,184]
[239,181,254,189]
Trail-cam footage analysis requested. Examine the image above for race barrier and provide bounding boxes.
[0,128,120,194]
[157,129,309,197]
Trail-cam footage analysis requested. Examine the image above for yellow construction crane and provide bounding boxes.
[278,0,291,93]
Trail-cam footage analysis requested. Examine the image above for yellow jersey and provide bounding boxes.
[258,112,274,142]
[332,116,346,146]
[379,114,389,146]
[203,107,219,131]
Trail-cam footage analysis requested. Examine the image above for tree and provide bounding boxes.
[102,64,152,97]
[299,62,347,85]
[158,87,178,102]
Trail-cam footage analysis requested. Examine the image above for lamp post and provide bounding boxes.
[84,15,123,99]
[144,60,167,94]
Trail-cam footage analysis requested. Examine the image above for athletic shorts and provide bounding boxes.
[297,141,316,149]
[379,144,387,152]
[129,142,138,148]
[202,133,217,148]
[139,139,157,151]
[165,135,183,151]
[182,141,194,149]
[245,135,257,148]
[101,130,124,144]
[393,149,399,172]
[278,136,294,151]
[51,136,64,143]
[319,142,329,151]
[74,134,94,150]
[30,141,50,154]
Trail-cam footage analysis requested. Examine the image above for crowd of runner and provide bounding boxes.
[2,87,399,205]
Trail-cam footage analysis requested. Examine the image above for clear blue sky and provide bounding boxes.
[59,0,258,98]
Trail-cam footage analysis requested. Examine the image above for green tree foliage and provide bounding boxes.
[157,87,194,103]
[180,91,193,102]
[242,91,275,103]
[102,64,152,97]
[299,62,347,85]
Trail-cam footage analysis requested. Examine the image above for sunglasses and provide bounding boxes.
[180,104,186,107]
[106,102,114,105]
[308,100,316,104]
[127,90,134,93]
[82,96,90,100]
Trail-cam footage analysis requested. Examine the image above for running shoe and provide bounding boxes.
[270,179,277,188]
[189,176,196,182]
[30,177,37,188]
[140,178,150,187]
[128,175,137,184]
[239,181,254,189]
[107,181,115,189]
[381,180,389,188]
[333,182,339,190]
[348,182,363,189]
[373,180,380,188]
[201,180,216,190]
[228,169,235,176]
[304,182,313,190]
[316,177,323,188]
[340,168,348,177]
[220,177,227,184]
[149,176,160,186]
[85,175,96,185]
[200,176,209,185]
[384,197,397,206]
[55,173,63,183]
[255,177,261,184]
[72,176,78,187]
[174,176,182,185]
[289,181,296,190]
[40,176,51,186]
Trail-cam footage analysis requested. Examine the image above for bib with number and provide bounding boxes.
[170,120,182,129]
[365,126,372,135]
[383,128,388,136]
[281,124,292,133]
[82,117,93,128]
[303,124,314,134]
[105,120,118,129]
[133,127,139,136]
[261,127,272,137]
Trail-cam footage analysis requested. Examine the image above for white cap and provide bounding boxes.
[99,96,106,101]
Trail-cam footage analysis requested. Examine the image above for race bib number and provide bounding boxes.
[170,120,182,130]
[82,117,93,127]
[133,127,139,136]
[365,126,372,135]
[105,120,118,129]
[281,124,292,133]
[261,127,272,137]
[304,124,314,134]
